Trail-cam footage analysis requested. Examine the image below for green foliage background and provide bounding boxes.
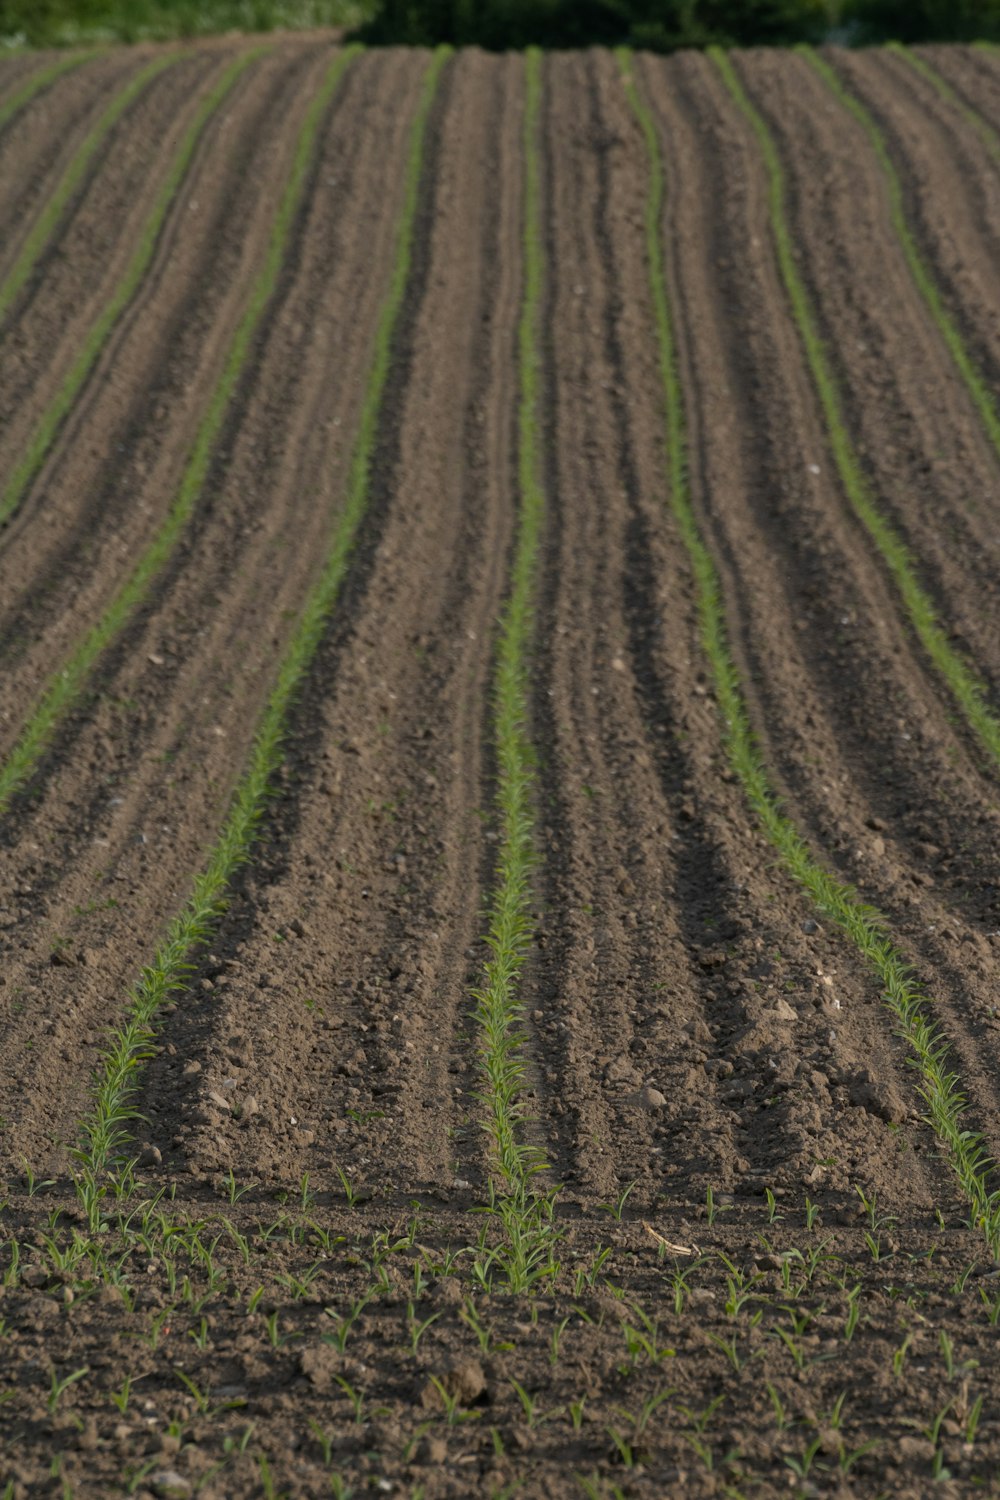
[0,0,373,46]
[357,0,1000,47]
[2,0,999,62]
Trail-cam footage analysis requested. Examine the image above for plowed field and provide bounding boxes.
[2,36,1000,1499]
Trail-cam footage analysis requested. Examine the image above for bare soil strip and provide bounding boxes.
[0,53,191,324]
[0,48,429,1174]
[0,51,221,534]
[0,48,327,790]
[740,52,1000,702]
[827,47,1000,461]
[3,44,1000,1500]
[907,42,1000,145]
[0,51,140,244]
[508,53,941,1228]
[0,47,96,133]
[133,51,526,1201]
[0,45,270,544]
[630,50,998,1208]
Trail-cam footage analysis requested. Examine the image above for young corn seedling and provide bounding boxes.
[598,1180,638,1223]
[428,1375,481,1427]
[406,1303,442,1357]
[509,1377,562,1429]
[47,1367,88,1415]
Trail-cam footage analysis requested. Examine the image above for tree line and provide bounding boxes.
[2,0,999,58]
[358,0,1000,46]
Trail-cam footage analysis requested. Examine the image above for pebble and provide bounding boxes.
[634,1085,666,1109]
[150,1471,190,1497]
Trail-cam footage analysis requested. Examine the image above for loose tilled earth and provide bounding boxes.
[1,32,1000,1500]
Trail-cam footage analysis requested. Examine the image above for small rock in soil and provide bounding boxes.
[630,1085,666,1109]
[420,1358,487,1410]
[150,1471,190,1498]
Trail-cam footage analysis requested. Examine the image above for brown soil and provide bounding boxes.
[1,40,1000,1500]
[827,45,1000,458]
[0,51,147,240]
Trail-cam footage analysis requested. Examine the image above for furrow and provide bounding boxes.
[0,45,218,456]
[0,51,185,323]
[823,47,1000,477]
[0,47,315,666]
[911,41,1000,122]
[802,46,1000,471]
[0,48,96,133]
[713,50,1000,787]
[57,47,452,1204]
[0,50,141,238]
[0,44,264,539]
[666,49,1000,1189]
[893,44,1000,161]
[668,48,1000,1204]
[126,49,523,1201]
[0,47,336,814]
[0,49,426,1175]
[725,49,1000,936]
[630,47,1000,1252]
[529,49,946,1220]
[530,51,734,1206]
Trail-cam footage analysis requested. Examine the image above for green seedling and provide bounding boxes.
[704,1185,733,1226]
[59,45,449,1198]
[964,1394,985,1444]
[189,1318,210,1351]
[510,1378,562,1429]
[21,1159,56,1198]
[460,1298,514,1356]
[428,1374,481,1427]
[110,1376,134,1415]
[784,1436,824,1481]
[256,1453,287,1500]
[893,1331,914,1378]
[619,42,1000,1267]
[766,1383,789,1430]
[599,1180,638,1223]
[322,1294,370,1353]
[939,1328,978,1380]
[406,1302,442,1357]
[307,1419,336,1465]
[264,1312,302,1350]
[223,1169,252,1205]
[48,1366,88,1414]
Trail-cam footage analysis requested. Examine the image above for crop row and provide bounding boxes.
[1,46,999,1257]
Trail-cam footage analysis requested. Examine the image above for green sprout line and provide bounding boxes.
[471,46,545,1198]
[621,48,1000,1258]
[0,46,277,813]
[711,47,1000,777]
[0,46,262,535]
[0,49,98,133]
[800,46,1000,462]
[889,43,1000,163]
[73,45,449,1191]
[0,53,182,323]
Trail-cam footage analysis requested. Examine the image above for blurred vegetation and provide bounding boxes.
[2,0,999,47]
[0,0,374,46]
[357,0,1000,46]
